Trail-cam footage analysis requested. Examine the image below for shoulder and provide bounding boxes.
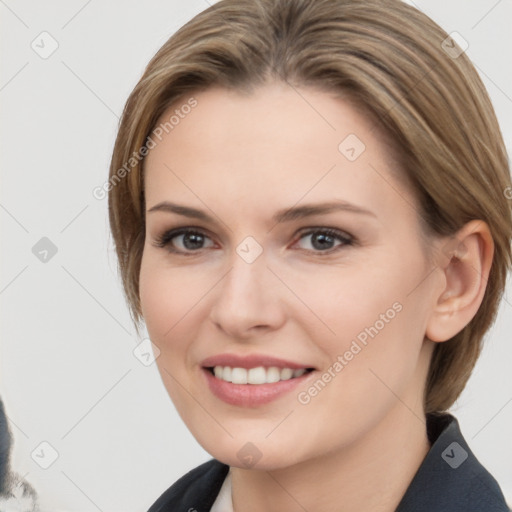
[147,458,230,512]
[396,413,510,512]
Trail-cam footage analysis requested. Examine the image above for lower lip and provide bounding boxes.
[202,367,313,407]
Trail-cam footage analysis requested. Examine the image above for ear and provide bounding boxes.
[425,220,494,343]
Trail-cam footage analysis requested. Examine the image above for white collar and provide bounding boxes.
[210,467,233,512]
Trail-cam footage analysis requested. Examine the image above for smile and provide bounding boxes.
[209,365,313,384]
[202,366,316,407]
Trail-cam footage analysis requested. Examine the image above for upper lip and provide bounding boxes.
[201,353,315,370]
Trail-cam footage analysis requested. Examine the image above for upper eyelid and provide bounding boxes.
[155,225,353,238]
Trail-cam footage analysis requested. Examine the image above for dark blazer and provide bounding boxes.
[147,413,510,512]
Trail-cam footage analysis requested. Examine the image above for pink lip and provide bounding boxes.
[201,353,314,370]
[202,367,314,407]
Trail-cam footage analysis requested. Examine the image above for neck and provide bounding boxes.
[230,404,431,512]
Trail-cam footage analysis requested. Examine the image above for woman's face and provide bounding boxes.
[140,82,444,469]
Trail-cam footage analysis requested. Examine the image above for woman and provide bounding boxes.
[108,0,511,510]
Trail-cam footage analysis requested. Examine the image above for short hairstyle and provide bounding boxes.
[108,0,512,413]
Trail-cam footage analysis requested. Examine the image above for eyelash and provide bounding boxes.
[152,227,355,256]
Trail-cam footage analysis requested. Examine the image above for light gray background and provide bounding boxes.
[1,1,511,511]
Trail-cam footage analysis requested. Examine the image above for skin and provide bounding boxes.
[140,82,493,512]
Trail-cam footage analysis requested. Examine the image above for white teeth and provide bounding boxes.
[211,365,310,384]
[266,367,281,383]
[247,367,266,384]
[280,368,294,380]
[231,367,248,384]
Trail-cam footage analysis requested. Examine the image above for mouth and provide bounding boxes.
[201,362,316,407]
[205,365,315,385]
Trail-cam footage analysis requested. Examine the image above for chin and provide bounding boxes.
[195,429,310,471]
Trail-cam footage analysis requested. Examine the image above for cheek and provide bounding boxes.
[283,256,407,343]
[139,254,204,408]
[139,252,206,339]
[292,253,429,385]
[139,257,171,337]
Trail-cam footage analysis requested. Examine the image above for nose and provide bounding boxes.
[208,248,286,340]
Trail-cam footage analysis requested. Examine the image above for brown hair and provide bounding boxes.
[108,0,511,413]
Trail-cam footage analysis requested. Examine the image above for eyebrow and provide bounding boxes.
[147,200,376,224]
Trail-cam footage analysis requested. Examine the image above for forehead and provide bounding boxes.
[143,83,413,220]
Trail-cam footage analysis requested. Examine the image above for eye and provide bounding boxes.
[294,228,354,254]
[153,228,214,254]
[153,226,354,256]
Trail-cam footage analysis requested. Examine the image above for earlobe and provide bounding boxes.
[425,220,494,343]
